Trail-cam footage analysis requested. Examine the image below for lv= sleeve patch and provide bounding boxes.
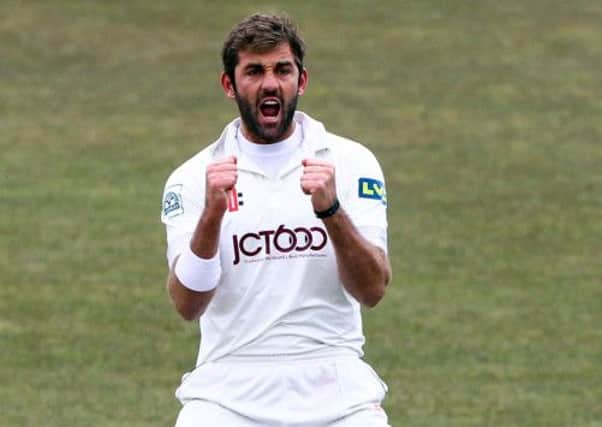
[358,177,387,206]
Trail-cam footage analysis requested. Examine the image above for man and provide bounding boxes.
[161,13,392,427]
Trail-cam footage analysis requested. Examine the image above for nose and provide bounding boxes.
[261,71,279,93]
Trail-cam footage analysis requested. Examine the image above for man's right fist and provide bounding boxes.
[205,156,238,214]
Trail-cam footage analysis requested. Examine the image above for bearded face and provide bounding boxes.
[225,43,308,144]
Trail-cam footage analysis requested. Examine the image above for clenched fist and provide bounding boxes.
[300,159,337,212]
[205,156,238,214]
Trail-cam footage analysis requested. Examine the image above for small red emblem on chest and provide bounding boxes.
[227,187,242,212]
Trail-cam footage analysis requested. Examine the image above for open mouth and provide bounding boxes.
[259,99,281,119]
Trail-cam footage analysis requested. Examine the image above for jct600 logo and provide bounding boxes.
[232,224,328,265]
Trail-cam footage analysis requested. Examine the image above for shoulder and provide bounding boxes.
[322,131,383,176]
[163,142,217,189]
[161,143,216,218]
[321,130,387,204]
[299,112,381,166]
[161,143,218,223]
[327,132,378,160]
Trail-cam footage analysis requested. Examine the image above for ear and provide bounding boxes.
[297,68,309,96]
[220,72,236,99]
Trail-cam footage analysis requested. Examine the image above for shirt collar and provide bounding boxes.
[211,111,331,160]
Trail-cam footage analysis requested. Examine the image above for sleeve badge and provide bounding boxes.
[358,177,387,206]
[163,185,184,218]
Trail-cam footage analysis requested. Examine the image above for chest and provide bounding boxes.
[219,170,330,267]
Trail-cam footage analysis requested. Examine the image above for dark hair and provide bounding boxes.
[221,13,305,86]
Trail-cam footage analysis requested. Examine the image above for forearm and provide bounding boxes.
[165,156,237,321]
[166,208,224,320]
[322,207,391,307]
[167,266,216,321]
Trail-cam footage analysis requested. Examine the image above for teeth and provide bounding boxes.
[263,100,279,106]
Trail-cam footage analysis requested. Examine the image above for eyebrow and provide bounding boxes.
[243,59,295,69]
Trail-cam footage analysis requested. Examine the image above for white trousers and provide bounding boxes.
[175,400,390,427]
[174,356,390,427]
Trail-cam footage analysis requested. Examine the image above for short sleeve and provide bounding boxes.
[160,168,204,267]
[339,146,388,252]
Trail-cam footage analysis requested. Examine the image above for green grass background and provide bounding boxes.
[2,1,601,426]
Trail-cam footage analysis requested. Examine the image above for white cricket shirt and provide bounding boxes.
[161,112,388,365]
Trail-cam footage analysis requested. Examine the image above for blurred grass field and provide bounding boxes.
[1,1,601,426]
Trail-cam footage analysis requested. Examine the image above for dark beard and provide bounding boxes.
[235,92,298,144]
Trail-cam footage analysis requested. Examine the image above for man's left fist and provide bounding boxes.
[300,159,337,212]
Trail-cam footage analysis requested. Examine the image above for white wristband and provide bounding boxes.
[174,246,221,293]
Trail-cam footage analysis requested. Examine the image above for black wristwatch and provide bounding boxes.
[314,199,340,219]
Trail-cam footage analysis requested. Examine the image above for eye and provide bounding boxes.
[278,66,293,75]
[246,67,262,76]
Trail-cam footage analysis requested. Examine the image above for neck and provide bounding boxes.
[240,121,296,145]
